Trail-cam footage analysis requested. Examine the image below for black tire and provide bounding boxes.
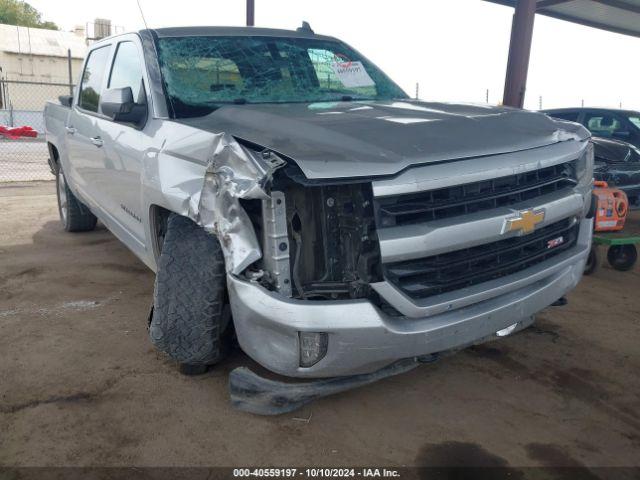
[149,214,231,369]
[583,247,598,275]
[56,168,97,232]
[607,244,638,271]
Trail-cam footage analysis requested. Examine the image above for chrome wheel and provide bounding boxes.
[57,170,68,225]
[53,168,97,232]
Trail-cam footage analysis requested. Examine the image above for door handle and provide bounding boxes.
[65,126,76,135]
[90,136,104,147]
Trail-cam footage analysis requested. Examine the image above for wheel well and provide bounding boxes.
[149,205,171,260]
[47,142,60,173]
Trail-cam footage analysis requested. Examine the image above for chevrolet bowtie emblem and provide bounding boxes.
[503,209,545,235]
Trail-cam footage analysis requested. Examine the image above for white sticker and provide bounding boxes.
[330,61,374,88]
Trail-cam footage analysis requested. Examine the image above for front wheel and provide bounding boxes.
[56,168,97,232]
[149,214,232,372]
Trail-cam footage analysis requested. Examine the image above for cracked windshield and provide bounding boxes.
[156,35,407,117]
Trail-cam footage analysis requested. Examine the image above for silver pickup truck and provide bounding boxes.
[44,25,593,402]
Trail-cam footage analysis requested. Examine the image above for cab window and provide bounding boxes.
[627,116,640,130]
[585,113,624,138]
[79,46,111,112]
[108,41,145,102]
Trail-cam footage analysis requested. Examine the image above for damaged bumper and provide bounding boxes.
[228,219,590,378]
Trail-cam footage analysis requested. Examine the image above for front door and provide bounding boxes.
[93,39,148,246]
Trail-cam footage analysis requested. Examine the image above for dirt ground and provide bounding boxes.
[1,182,639,469]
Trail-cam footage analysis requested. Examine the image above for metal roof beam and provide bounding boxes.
[503,0,537,107]
[247,0,255,26]
[536,0,576,9]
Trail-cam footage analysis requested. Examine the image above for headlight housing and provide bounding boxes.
[575,141,595,218]
[576,141,594,187]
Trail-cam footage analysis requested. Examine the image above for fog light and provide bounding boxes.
[299,332,328,367]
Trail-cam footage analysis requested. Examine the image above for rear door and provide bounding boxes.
[65,44,112,205]
[93,37,149,246]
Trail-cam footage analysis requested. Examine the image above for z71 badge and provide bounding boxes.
[547,236,565,249]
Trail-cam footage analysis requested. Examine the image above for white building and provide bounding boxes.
[0,23,87,125]
[0,23,87,84]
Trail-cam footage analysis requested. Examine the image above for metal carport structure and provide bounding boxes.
[485,0,640,107]
[242,0,640,108]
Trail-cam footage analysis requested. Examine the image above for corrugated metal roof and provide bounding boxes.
[0,23,87,59]
[486,0,640,38]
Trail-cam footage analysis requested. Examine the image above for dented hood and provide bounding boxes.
[179,100,589,179]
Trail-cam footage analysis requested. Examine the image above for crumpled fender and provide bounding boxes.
[192,133,285,274]
[149,124,285,275]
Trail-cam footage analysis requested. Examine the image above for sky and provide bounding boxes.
[27,0,640,111]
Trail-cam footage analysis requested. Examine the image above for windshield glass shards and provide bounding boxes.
[156,35,407,118]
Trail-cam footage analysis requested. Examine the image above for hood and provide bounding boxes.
[178,100,589,179]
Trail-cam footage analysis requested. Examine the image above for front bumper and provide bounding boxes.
[228,218,591,378]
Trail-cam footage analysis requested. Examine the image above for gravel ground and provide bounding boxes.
[0,182,638,470]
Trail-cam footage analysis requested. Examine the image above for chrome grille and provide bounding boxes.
[383,218,578,299]
[376,161,576,227]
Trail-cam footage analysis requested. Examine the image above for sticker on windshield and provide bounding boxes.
[330,60,374,88]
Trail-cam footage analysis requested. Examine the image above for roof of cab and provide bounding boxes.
[148,25,336,41]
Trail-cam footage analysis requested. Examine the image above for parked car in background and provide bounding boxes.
[591,137,640,205]
[542,107,640,149]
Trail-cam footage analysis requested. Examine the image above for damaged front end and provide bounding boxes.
[249,162,383,302]
[191,133,286,275]
[192,133,383,303]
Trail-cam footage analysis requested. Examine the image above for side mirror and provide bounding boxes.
[100,87,146,126]
[58,95,73,107]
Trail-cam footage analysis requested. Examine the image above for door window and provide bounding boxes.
[108,41,145,102]
[627,116,640,130]
[584,113,625,138]
[79,46,111,112]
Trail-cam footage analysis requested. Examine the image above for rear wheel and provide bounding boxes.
[149,214,232,372]
[56,168,97,232]
[607,245,637,271]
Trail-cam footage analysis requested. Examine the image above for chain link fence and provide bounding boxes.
[1,79,73,182]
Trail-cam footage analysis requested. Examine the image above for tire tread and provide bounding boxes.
[57,170,97,232]
[149,214,228,366]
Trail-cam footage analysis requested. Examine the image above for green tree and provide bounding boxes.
[0,0,59,30]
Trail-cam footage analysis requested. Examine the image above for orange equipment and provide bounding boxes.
[593,180,628,232]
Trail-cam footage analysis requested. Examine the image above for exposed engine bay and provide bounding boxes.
[245,161,382,301]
